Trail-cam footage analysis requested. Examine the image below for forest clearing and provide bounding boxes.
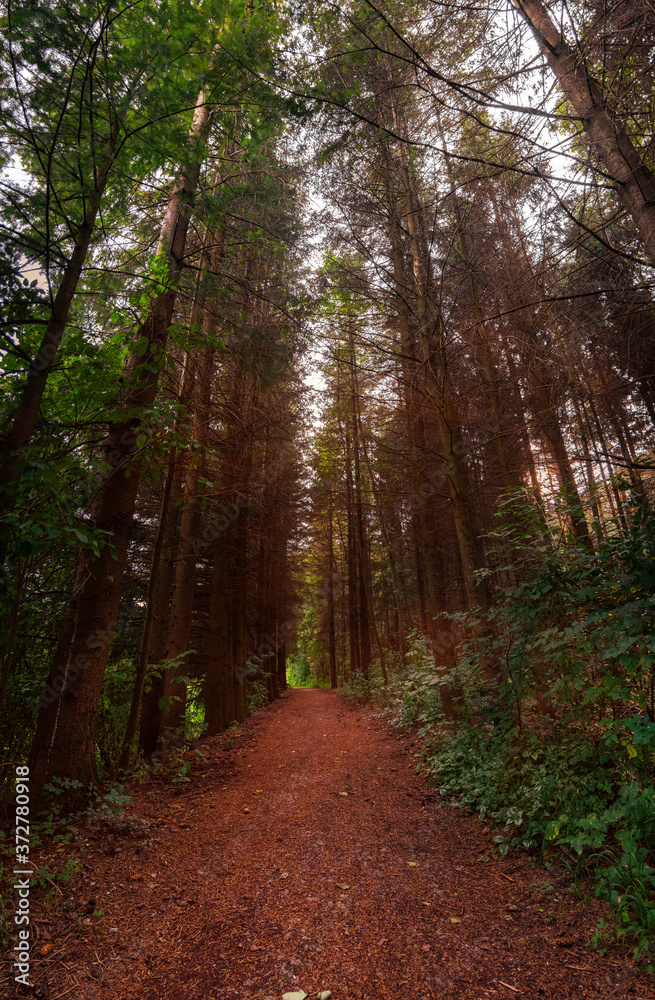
[1,0,655,994]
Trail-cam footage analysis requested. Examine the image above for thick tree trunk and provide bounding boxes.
[514,0,655,264]
[136,461,184,759]
[143,220,224,752]
[28,91,212,808]
[346,504,360,681]
[157,343,213,744]
[206,430,251,734]
[205,535,233,735]
[231,521,249,722]
[275,532,289,693]
[127,345,201,763]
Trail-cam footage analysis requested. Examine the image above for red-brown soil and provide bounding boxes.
[5,688,655,999]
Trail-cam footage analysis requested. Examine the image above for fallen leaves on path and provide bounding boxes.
[6,689,654,1000]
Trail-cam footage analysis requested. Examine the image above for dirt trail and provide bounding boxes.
[13,689,655,999]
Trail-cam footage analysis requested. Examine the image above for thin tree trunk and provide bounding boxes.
[382,142,466,713]
[489,189,592,546]
[348,327,373,678]
[361,435,407,668]
[337,363,361,682]
[327,504,338,688]
[118,436,183,773]
[438,116,516,491]
[0,120,121,566]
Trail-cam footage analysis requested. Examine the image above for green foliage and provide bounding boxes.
[425,721,654,963]
[95,658,138,777]
[341,657,393,702]
[160,750,193,785]
[594,848,655,963]
[97,784,134,818]
[287,653,312,686]
[182,678,207,741]
[411,495,655,965]
[245,656,272,712]
[341,672,374,701]
[248,676,270,712]
[394,634,443,731]
[286,653,330,687]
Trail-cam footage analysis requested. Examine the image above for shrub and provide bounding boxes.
[416,494,655,965]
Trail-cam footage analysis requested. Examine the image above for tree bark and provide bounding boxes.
[0,120,121,567]
[205,533,233,735]
[28,87,213,808]
[118,436,184,773]
[156,340,213,744]
[327,504,338,688]
[381,141,466,714]
[514,0,655,264]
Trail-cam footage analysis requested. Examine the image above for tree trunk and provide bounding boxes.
[514,0,655,264]
[348,328,373,679]
[381,142,467,713]
[327,505,338,688]
[158,342,214,743]
[205,534,233,735]
[232,521,249,722]
[0,120,121,567]
[118,436,184,772]
[28,88,213,808]
[489,189,592,546]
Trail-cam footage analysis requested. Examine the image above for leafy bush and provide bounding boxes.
[286,654,331,688]
[416,495,655,965]
[394,633,443,730]
[341,671,374,701]
[426,720,655,963]
[341,656,393,702]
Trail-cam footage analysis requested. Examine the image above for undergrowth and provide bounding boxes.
[0,777,137,946]
[370,494,655,968]
[287,654,331,688]
[426,721,655,964]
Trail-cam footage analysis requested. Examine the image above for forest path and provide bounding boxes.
[26,688,654,999]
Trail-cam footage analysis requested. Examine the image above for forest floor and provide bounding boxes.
[5,687,655,1000]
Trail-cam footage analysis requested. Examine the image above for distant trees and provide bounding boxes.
[1,0,654,812]
[294,0,655,715]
